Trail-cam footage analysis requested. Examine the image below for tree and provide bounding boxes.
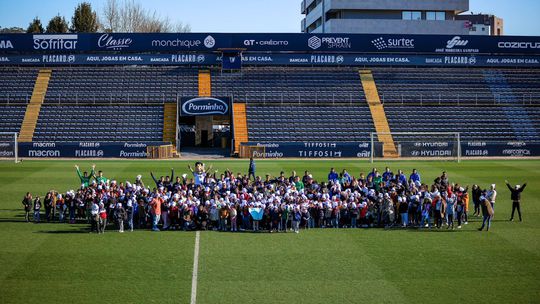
[46,15,69,33]
[101,0,190,33]
[72,2,99,32]
[102,0,119,32]
[0,27,25,33]
[26,17,44,33]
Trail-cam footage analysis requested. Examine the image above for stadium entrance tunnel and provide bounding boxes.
[177,97,232,156]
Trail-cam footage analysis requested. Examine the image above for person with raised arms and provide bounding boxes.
[505,180,527,222]
[150,168,174,189]
[75,164,95,188]
[188,162,213,186]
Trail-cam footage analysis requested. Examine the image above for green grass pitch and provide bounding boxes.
[0,159,539,304]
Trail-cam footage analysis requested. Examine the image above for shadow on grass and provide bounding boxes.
[34,228,91,234]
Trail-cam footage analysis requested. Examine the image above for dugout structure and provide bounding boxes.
[239,145,266,159]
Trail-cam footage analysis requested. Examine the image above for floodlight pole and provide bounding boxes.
[14,133,18,163]
[457,132,461,163]
[370,132,374,163]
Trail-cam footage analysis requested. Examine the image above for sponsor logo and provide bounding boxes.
[446,36,469,49]
[151,39,202,48]
[79,142,100,148]
[28,150,60,157]
[322,37,351,49]
[413,142,449,147]
[97,34,133,50]
[444,56,476,65]
[253,150,283,158]
[467,142,486,147]
[75,150,104,157]
[498,41,540,49]
[33,34,78,50]
[33,142,56,148]
[356,151,371,158]
[507,141,527,147]
[465,149,489,156]
[0,40,13,49]
[170,54,203,63]
[436,36,478,53]
[0,57,9,62]
[124,143,147,148]
[308,36,322,50]
[310,55,342,64]
[502,149,531,156]
[182,98,229,116]
[304,142,337,148]
[0,151,14,157]
[298,150,343,158]
[244,39,289,46]
[204,35,215,48]
[372,37,414,50]
[0,143,9,147]
[41,54,75,63]
[120,150,147,158]
[256,143,280,148]
[411,150,453,157]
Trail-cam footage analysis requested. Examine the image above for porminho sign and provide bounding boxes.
[180,97,231,116]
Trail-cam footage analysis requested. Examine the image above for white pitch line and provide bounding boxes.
[190,231,200,304]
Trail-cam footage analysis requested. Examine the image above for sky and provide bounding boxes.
[0,0,539,35]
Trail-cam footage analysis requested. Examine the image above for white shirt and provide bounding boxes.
[91,203,99,216]
[487,190,497,203]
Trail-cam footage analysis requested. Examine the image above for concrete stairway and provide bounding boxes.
[359,70,398,157]
[19,69,52,142]
[233,103,249,153]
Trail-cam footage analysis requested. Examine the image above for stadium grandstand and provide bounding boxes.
[0,33,539,159]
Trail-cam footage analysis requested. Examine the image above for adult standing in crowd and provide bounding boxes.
[33,195,41,223]
[248,157,256,180]
[478,195,494,232]
[472,185,482,217]
[487,184,497,212]
[21,192,32,223]
[505,180,527,222]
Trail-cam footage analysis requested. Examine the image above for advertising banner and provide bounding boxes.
[1,33,539,55]
[461,141,540,157]
[180,97,231,116]
[0,53,538,67]
[18,142,169,158]
[242,142,377,158]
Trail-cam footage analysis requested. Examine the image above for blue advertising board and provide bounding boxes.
[242,142,377,158]
[18,142,169,158]
[0,53,538,67]
[242,141,540,158]
[461,141,540,157]
[0,33,539,55]
[180,97,231,116]
[398,141,540,157]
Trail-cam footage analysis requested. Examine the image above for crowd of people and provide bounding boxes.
[21,161,527,234]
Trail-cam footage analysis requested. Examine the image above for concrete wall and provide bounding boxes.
[305,1,324,30]
[324,19,469,35]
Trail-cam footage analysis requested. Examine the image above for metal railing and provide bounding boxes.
[378,93,539,106]
[0,91,538,106]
